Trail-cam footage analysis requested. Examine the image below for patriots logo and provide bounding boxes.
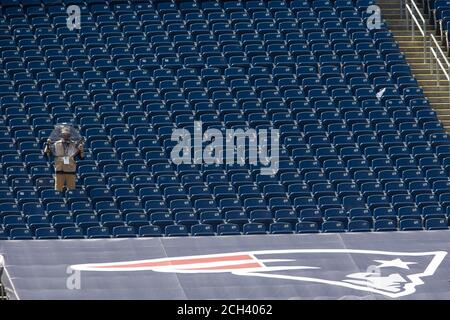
[70,249,447,298]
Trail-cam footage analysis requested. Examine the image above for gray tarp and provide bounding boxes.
[1,231,449,300]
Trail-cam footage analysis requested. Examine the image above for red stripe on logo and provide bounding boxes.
[180,262,262,271]
[93,254,255,269]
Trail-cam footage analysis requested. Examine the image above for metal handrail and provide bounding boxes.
[429,34,450,92]
[403,0,450,101]
[406,4,425,36]
[430,33,450,68]
[411,0,426,25]
[405,0,427,62]
[434,48,450,79]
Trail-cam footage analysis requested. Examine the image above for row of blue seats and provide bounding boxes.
[3,20,384,41]
[0,29,391,49]
[0,109,440,134]
[0,109,439,136]
[0,217,447,240]
[1,120,441,146]
[17,150,450,175]
[3,160,450,183]
[2,168,450,189]
[0,61,413,84]
[0,48,408,82]
[2,204,449,224]
[3,155,450,176]
[0,32,396,61]
[0,62,416,92]
[0,100,432,127]
[0,121,446,149]
[3,172,450,196]
[0,0,377,19]
[0,111,439,134]
[0,69,419,95]
[2,176,450,202]
[1,203,450,230]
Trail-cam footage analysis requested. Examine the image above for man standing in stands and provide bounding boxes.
[44,126,84,191]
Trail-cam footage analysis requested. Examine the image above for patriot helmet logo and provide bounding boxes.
[70,249,447,298]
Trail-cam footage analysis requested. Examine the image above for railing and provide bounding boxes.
[403,0,450,99]
[429,34,450,83]
[404,0,427,61]
[429,34,450,102]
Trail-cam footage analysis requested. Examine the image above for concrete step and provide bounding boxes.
[395,42,428,47]
[421,83,450,88]
[407,67,435,72]
[391,31,434,36]
[425,97,450,104]
[413,75,447,80]
[395,45,428,50]
[421,86,450,91]
[427,94,450,98]
[405,59,434,64]
[431,101,450,105]
[424,95,450,99]
[406,62,436,66]
[433,105,450,108]
[427,99,450,104]
[407,68,433,73]
[426,91,450,95]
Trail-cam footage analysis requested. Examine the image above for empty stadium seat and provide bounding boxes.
[217,223,241,235]
[139,225,163,237]
[191,224,215,236]
[322,221,346,233]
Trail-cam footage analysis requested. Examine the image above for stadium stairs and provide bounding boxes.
[378,0,450,131]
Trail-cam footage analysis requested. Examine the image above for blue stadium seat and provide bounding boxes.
[61,227,85,239]
[113,226,137,238]
[191,224,215,236]
[322,221,346,233]
[87,226,111,239]
[139,225,163,237]
[374,219,398,231]
[269,222,294,234]
[348,220,371,232]
[425,218,449,230]
[295,221,319,233]
[243,223,267,235]
[35,227,59,239]
[400,218,423,231]
[217,223,241,235]
[0,229,9,240]
[165,224,190,237]
[10,228,34,240]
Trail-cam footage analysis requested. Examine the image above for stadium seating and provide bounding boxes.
[0,0,449,239]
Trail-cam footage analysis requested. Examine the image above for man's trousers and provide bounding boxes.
[55,173,76,191]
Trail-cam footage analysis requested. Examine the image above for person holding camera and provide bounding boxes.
[44,127,84,191]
